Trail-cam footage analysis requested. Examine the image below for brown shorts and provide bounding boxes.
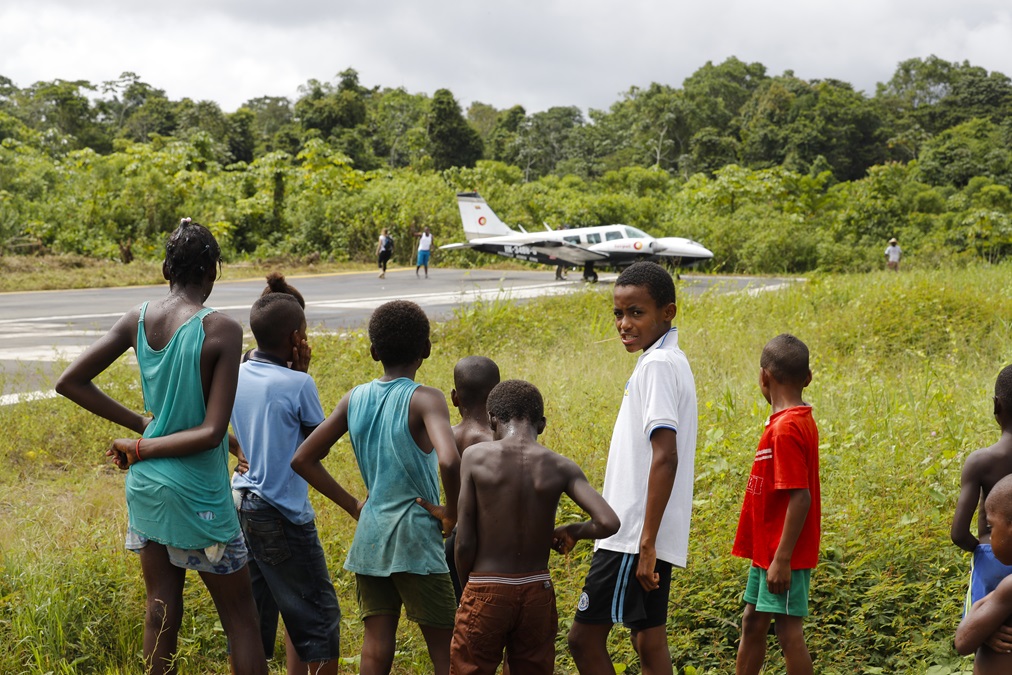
[449,571,558,675]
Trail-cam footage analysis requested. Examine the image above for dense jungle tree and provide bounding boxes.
[427,88,482,170]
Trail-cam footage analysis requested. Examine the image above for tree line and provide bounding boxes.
[1,56,1011,272]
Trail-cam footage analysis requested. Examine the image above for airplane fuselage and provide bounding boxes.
[448,191,714,278]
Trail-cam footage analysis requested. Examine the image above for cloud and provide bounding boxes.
[2,0,1012,114]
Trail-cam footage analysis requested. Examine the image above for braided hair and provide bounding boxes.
[164,217,221,287]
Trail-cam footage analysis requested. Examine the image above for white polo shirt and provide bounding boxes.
[418,232,433,252]
[596,327,698,568]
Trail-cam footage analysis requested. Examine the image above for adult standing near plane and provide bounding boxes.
[377,228,394,279]
[885,237,901,271]
[415,226,434,278]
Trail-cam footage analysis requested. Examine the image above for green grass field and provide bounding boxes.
[3,265,1010,673]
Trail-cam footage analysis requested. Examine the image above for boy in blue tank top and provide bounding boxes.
[292,300,461,675]
[231,292,342,674]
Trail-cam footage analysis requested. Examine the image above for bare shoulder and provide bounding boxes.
[968,440,1012,483]
[461,440,497,465]
[202,309,243,339]
[413,384,448,404]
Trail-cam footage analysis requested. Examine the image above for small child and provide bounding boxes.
[951,365,1012,613]
[242,273,309,368]
[732,333,820,675]
[449,379,619,674]
[230,293,341,674]
[446,355,501,601]
[291,300,460,675]
[956,474,1012,673]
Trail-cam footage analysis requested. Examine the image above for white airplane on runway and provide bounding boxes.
[442,191,713,282]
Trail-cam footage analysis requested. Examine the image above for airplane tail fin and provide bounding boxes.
[456,192,515,240]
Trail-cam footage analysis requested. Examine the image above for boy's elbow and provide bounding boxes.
[439,452,461,474]
[600,512,621,538]
[954,628,976,656]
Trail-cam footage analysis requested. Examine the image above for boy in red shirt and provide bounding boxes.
[732,333,820,675]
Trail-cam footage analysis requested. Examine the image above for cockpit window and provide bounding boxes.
[605,231,623,241]
[625,227,648,239]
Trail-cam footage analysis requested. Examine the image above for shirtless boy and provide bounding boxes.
[448,379,619,674]
[956,473,1012,673]
[952,365,1012,612]
[445,355,501,601]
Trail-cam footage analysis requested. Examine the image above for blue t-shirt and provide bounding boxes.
[344,378,448,576]
[127,302,239,549]
[231,357,326,525]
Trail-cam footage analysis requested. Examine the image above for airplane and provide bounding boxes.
[442,191,713,282]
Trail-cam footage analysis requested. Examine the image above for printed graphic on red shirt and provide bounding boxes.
[731,406,821,570]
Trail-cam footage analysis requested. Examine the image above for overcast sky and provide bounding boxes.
[2,0,1011,115]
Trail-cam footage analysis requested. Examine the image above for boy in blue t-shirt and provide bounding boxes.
[231,292,342,675]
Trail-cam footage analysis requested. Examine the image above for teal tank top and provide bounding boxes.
[345,378,448,576]
[125,302,239,549]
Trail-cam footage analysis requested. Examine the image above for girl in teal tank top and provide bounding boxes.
[57,219,268,674]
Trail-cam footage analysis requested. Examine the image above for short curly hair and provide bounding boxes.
[250,293,304,350]
[760,333,810,385]
[164,218,221,287]
[368,300,430,366]
[615,261,675,308]
[996,364,1012,411]
[487,379,544,426]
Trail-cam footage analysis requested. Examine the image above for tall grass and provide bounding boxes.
[3,265,1011,673]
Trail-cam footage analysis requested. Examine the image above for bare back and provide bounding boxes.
[141,296,224,401]
[960,437,1012,543]
[465,438,578,574]
[452,419,493,456]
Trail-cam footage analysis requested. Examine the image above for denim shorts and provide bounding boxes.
[125,528,248,575]
[236,489,342,662]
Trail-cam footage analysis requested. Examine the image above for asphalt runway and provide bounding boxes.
[0,268,795,402]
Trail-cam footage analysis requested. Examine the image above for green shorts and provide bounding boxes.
[743,565,811,617]
[356,572,457,629]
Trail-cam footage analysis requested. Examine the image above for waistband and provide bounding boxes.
[467,571,551,586]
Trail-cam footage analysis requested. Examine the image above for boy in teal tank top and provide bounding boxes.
[292,300,460,675]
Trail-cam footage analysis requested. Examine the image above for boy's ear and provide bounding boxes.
[162,260,171,281]
[662,301,676,323]
[996,396,1004,420]
[369,344,381,362]
[535,416,547,436]
[803,369,813,388]
[488,412,499,435]
[421,339,432,361]
[450,388,460,409]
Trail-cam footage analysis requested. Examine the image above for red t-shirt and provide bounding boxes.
[731,405,820,570]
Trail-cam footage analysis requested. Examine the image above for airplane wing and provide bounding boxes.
[441,235,609,265]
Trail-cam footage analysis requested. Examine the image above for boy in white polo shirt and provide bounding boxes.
[568,261,698,675]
